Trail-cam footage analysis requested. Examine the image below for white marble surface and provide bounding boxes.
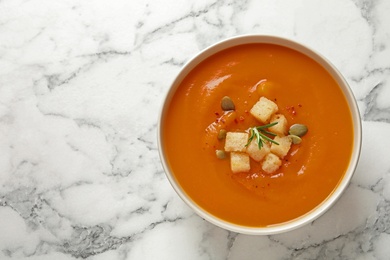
[0,0,390,259]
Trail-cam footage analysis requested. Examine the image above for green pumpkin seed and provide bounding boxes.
[217,129,227,140]
[289,124,308,137]
[215,150,226,159]
[289,134,302,144]
[221,96,235,111]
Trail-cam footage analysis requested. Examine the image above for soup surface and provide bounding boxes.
[163,43,353,227]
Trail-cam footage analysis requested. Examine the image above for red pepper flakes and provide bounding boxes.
[234,118,238,124]
[298,104,302,108]
[215,112,220,116]
[286,105,297,116]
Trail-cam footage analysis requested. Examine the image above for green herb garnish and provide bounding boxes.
[245,122,280,149]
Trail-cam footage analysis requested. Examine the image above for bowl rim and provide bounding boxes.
[157,34,362,235]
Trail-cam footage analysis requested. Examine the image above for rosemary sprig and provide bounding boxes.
[245,122,280,149]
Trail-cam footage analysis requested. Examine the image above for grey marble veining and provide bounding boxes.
[0,0,390,259]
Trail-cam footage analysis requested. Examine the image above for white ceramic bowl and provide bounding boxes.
[158,35,362,235]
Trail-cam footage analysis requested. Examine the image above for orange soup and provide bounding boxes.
[163,43,353,227]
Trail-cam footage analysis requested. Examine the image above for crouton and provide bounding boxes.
[230,152,251,173]
[269,114,288,136]
[224,132,248,152]
[249,97,278,123]
[270,136,292,158]
[262,153,282,174]
[246,139,270,162]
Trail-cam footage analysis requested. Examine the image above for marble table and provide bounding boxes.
[1,0,389,259]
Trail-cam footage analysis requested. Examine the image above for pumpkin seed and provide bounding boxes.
[215,150,226,159]
[289,124,308,137]
[289,134,302,144]
[217,129,227,140]
[221,96,235,111]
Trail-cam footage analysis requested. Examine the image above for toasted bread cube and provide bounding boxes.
[230,152,250,173]
[270,136,292,158]
[246,139,270,162]
[269,114,288,136]
[224,132,248,152]
[250,97,278,123]
[262,153,282,174]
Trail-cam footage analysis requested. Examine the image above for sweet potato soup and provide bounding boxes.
[163,43,353,227]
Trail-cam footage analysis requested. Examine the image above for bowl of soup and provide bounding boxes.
[158,35,362,235]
